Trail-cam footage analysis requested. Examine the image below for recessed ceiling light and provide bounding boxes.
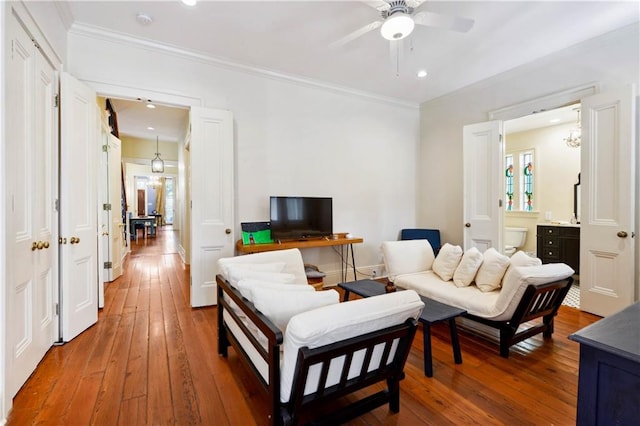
[181,0,197,6]
[146,103,156,109]
[135,13,153,26]
[417,70,428,78]
[147,126,155,130]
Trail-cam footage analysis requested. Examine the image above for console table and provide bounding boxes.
[236,236,363,281]
[569,302,640,425]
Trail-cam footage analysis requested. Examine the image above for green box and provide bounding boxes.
[241,222,273,245]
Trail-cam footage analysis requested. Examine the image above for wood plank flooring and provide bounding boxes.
[7,228,600,425]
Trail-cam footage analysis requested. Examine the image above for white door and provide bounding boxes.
[5,14,57,398]
[60,72,99,341]
[463,121,504,252]
[580,86,636,317]
[109,135,124,281]
[189,107,234,307]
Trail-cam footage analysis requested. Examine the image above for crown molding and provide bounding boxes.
[68,23,418,110]
[53,1,74,31]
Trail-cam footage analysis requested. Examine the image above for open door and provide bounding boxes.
[59,72,99,341]
[189,107,234,307]
[580,86,636,317]
[463,121,504,252]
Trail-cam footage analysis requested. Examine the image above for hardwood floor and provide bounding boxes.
[7,228,599,425]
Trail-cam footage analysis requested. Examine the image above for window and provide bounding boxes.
[521,152,534,211]
[504,150,535,212]
[505,155,514,211]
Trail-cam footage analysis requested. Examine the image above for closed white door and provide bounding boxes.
[189,107,234,307]
[5,13,58,398]
[580,86,636,316]
[463,121,503,252]
[60,72,99,341]
[109,135,124,280]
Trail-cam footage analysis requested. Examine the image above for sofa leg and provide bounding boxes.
[387,378,400,413]
[542,315,555,338]
[499,328,512,358]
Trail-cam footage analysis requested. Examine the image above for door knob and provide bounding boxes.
[102,231,109,236]
[225,228,231,234]
[32,242,38,251]
[465,223,471,228]
[617,231,628,238]
[37,241,44,250]
[43,241,49,249]
[70,237,80,244]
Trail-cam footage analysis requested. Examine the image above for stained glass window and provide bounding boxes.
[505,155,514,211]
[521,152,534,211]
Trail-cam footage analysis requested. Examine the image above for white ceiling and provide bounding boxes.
[65,1,638,139]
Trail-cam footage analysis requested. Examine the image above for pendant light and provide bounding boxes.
[151,136,164,173]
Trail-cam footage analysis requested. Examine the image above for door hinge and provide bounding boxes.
[499,134,503,143]
[499,199,503,207]
[55,303,59,316]
[103,203,112,211]
[104,261,113,269]
[102,145,109,152]
[54,199,59,212]
[11,40,14,59]
[54,93,59,108]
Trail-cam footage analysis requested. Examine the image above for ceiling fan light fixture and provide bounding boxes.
[380,13,415,41]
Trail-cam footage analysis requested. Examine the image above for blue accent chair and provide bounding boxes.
[400,229,441,255]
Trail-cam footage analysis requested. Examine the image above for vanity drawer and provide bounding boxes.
[542,247,560,259]
[539,226,560,236]
[542,237,560,248]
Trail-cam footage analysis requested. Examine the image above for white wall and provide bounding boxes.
[67,28,420,280]
[419,24,639,247]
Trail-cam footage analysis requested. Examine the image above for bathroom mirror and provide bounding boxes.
[573,173,581,223]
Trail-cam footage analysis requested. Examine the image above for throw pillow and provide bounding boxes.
[236,279,314,303]
[432,243,463,281]
[453,247,483,287]
[475,248,510,292]
[226,266,295,289]
[252,288,340,332]
[509,251,542,267]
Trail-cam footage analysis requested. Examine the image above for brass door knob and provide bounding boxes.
[617,231,628,238]
[70,237,80,244]
[465,223,471,228]
[43,241,50,249]
[225,228,231,234]
[37,241,44,250]
[102,232,109,236]
[32,242,38,251]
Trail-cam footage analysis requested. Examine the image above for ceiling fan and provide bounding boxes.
[330,0,474,48]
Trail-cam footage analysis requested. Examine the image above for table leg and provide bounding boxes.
[342,290,351,302]
[449,318,463,364]
[423,323,433,377]
[350,244,356,281]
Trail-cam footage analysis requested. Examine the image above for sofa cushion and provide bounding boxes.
[217,248,308,284]
[475,248,510,292]
[280,290,424,403]
[509,251,542,267]
[381,240,435,281]
[432,243,463,281]
[453,247,483,287]
[252,288,340,333]
[226,266,296,289]
[236,279,315,302]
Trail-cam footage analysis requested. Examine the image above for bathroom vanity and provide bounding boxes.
[537,224,580,274]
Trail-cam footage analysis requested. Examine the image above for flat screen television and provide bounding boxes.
[270,196,333,241]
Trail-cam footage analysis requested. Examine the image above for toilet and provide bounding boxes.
[504,227,528,256]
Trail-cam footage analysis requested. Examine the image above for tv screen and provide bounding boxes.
[270,196,333,241]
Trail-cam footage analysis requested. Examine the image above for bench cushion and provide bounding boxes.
[382,240,435,281]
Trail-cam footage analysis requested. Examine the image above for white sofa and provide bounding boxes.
[216,248,425,425]
[382,240,575,357]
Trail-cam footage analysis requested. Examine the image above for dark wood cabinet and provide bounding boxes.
[537,225,580,273]
[569,302,640,425]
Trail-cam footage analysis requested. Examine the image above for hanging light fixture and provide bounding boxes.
[151,136,164,173]
[564,108,581,148]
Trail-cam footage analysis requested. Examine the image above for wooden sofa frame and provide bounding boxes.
[216,275,419,426]
[460,277,574,358]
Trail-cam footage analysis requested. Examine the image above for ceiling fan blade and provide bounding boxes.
[413,11,474,33]
[361,1,390,12]
[329,21,383,49]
